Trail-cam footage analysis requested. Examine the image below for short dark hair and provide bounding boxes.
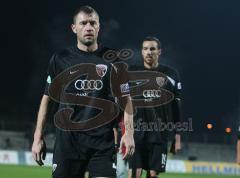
[73,5,99,23]
[142,36,162,49]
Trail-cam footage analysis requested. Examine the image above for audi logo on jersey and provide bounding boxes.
[143,90,162,98]
[74,80,103,91]
[49,62,175,131]
[72,64,107,94]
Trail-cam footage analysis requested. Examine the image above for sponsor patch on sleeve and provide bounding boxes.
[120,83,130,93]
[47,75,52,84]
[177,82,182,90]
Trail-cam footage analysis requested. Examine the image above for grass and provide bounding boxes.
[0,164,51,178]
[0,164,235,178]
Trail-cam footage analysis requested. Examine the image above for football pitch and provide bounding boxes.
[0,164,235,178]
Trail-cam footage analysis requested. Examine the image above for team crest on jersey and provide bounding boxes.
[156,77,165,87]
[96,64,107,77]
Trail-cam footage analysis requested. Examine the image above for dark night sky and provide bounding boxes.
[6,0,240,138]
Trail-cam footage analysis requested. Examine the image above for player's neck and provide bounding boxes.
[77,42,98,52]
[144,62,159,69]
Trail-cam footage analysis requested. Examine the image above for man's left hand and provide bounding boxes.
[175,134,181,153]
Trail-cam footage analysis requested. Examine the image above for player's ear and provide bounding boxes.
[97,22,100,33]
[71,24,77,34]
[141,47,145,57]
[158,48,162,56]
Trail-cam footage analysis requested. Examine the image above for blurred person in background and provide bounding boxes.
[128,37,183,178]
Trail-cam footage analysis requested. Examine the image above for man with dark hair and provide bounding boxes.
[128,37,182,178]
[142,36,162,49]
[31,5,134,178]
[73,6,99,26]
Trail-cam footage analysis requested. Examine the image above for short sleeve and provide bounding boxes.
[171,69,183,125]
[174,71,182,100]
[44,53,57,95]
[110,61,130,98]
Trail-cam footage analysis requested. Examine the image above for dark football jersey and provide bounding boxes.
[129,64,182,144]
[44,44,130,148]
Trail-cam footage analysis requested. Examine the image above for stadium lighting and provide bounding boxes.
[207,123,213,130]
[225,127,231,134]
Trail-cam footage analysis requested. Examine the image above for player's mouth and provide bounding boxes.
[84,34,94,38]
[146,56,153,60]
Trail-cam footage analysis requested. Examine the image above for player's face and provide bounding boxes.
[72,12,100,46]
[142,41,161,66]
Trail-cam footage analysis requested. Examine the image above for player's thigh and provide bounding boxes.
[149,144,168,173]
[88,147,116,178]
[52,158,87,178]
[128,144,147,169]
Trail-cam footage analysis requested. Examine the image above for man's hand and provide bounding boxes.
[119,133,135,159]
[170,134,181,154]
[237,156,240,165]
[32,137,46,166]
[175,134,181,153]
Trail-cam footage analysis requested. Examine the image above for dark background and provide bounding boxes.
[6,0,240,143]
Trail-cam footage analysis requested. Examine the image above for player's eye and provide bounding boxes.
[80,21,87,25]
[150,47,156,51]
[90,21,96,26]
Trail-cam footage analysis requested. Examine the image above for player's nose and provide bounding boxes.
[146,50,151,55]
[85,23,94,31]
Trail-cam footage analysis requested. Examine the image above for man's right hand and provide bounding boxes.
[31,137,46,166]
[119,133,135,159]
[237,157,240,165]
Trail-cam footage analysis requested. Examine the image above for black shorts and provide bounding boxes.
[128,143,168,173]
[52,143,116,178]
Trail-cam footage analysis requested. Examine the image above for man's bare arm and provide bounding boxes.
[175,133,181,153]
[119,96,135,159]
[124,98,134,136]
[237,139,240,164]
[31,94,50,166]
[113,128,118,145]
[34,95,50,138]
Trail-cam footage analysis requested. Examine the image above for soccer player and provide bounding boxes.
[128,37,182,178]
[31,6,134,178]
